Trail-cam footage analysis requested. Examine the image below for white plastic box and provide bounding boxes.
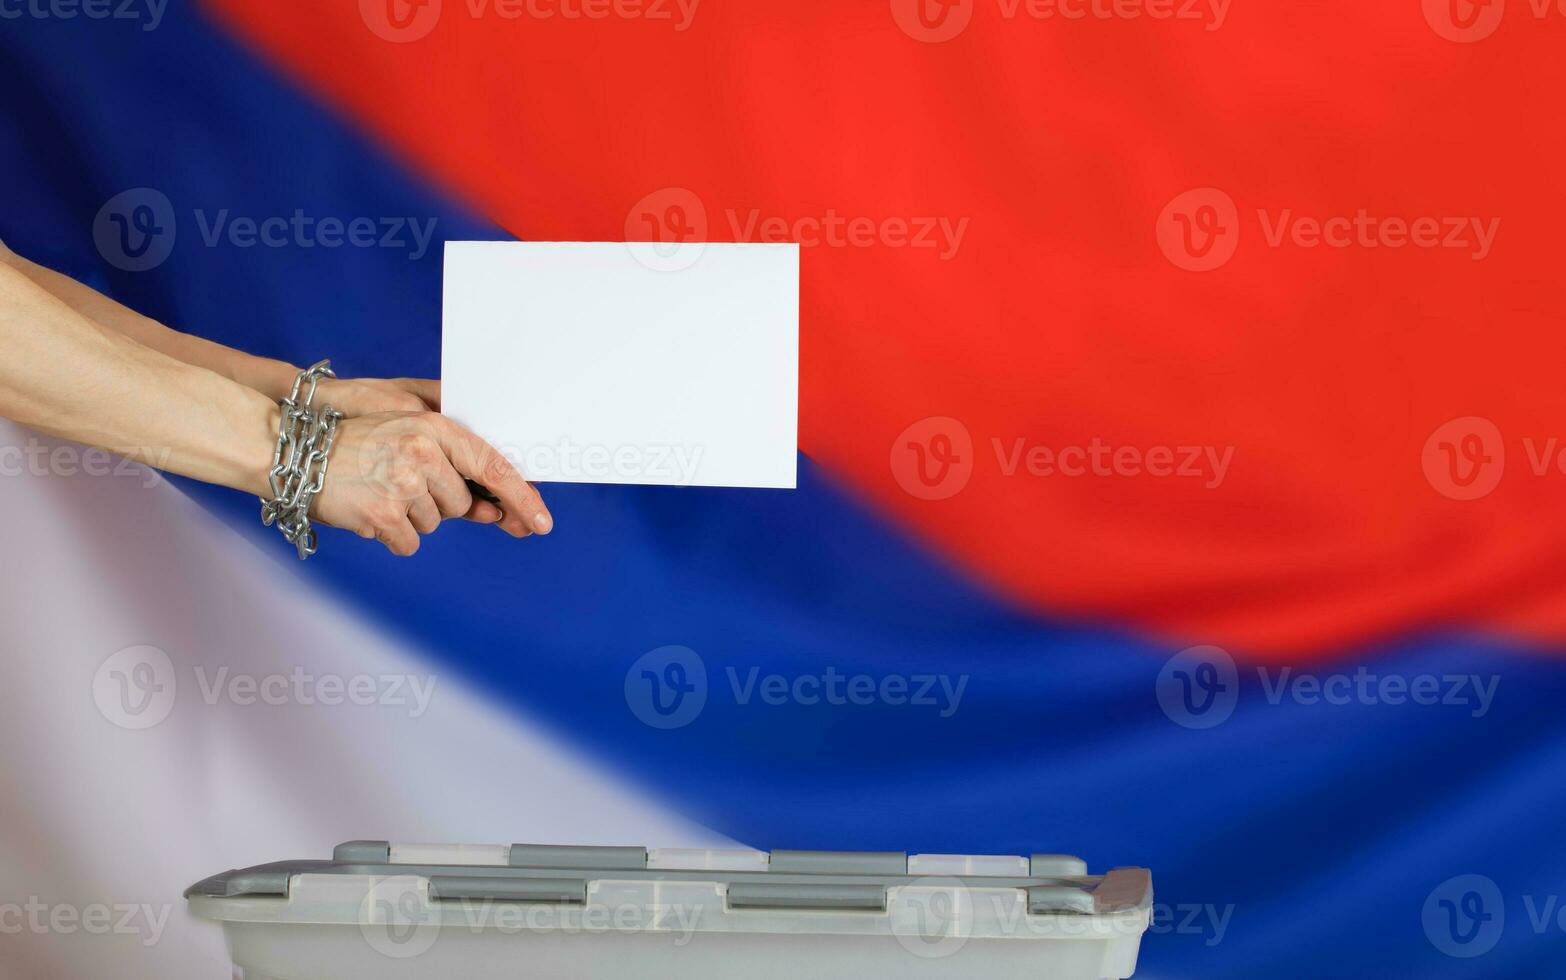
[187,840,1152,979]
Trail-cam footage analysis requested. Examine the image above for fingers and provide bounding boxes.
[425,459,474,520]
[458,477,507,525]
[398,378,441,411]
[429,416,553,537]
[331,411,541,557]
[423,463,507,526]
[373,514,421,557]
[464,499,506,525]
[407,494,442,535]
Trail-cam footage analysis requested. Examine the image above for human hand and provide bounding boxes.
[312,410,551,556]
[312,376,441,417]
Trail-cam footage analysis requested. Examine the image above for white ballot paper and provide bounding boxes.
[442,241,799,489]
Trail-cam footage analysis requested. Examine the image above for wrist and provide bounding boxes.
[258,358,306,403]
[231,393,283,499]
[229,355,306,403]
[255,360,344,559]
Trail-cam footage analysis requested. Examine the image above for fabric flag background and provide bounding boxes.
[2,2,1565,977]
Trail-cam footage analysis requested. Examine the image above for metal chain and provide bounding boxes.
[261,360,344,560]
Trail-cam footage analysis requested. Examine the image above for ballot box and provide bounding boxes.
[187,840,1152,979]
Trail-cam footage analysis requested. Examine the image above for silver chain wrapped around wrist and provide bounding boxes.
[261,360,345,560]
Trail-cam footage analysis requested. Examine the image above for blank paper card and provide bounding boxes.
[442,241,799,489]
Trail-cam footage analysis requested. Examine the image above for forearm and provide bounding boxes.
[0,262,279,497]
[0,245,302,401]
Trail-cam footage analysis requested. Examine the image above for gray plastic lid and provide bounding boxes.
[186,841,1150,916]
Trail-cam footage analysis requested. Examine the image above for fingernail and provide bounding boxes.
[493,508,506,525]
[531,511,553,534]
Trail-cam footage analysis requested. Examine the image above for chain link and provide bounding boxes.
[260,360,344,560]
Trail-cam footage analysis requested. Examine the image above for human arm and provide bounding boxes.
[0,242,441,416]
[0,258,551,555]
